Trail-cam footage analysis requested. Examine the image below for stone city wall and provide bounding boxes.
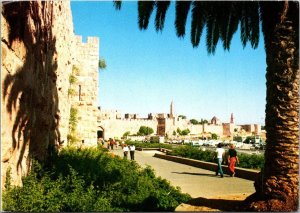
[1,1,75,187]
[70,36,99,146]
[164,118,203,136]
[203,124,224,136]
[1,0,100,187]
[222,123,235,137]
[99,119,158,140]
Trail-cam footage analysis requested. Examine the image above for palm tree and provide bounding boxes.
[115,1,299,211]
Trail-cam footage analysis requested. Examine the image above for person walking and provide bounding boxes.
[129,144,135,160]
[107,139,111,150]
[123,144,129,159]
[110,138,115,150]
[215,143,225,178]
[228,143,239,177]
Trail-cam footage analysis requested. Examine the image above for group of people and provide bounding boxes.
[102,138,136,161]
[215,143,239,178]
[122,144,135,160]
[107,138,117,150]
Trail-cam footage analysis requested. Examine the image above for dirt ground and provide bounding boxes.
[175,193,251,212]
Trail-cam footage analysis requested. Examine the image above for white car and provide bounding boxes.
[198,140,204,146]
[191,140,200,146]
[202,140,211,146]
[240,143,252,150]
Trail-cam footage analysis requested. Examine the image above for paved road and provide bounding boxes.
[109,148,255,198]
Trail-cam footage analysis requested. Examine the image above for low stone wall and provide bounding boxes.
[154,153,260,181]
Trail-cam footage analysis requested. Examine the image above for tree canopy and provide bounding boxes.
[137,126,154,136]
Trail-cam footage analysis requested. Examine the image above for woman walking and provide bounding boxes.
[228,144,240,177]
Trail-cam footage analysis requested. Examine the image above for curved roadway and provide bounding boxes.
[110,148,255,198]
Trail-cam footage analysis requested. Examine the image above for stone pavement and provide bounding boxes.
[109,148,255,198]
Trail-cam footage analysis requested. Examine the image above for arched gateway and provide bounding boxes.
[97,126,105,139]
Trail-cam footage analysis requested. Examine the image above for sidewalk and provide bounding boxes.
[110,148,255,198]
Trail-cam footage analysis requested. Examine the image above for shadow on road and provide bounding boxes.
[186,196,244,211]
[172,171,217,177]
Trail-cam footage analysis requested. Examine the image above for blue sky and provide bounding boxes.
[71,1,266,125]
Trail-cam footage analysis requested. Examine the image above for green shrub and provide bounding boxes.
[238,153,264,169]
[69,74,77,84]
[68,88,76,96]
[3,147,190,212]
[169,146,264,170]
[176,128,190,136]
[72,65,80,75]
[137,126,154,136]
[211,133,219,140]
[4,166,12,191]
[122,131,130,138]
[68,107,78,144]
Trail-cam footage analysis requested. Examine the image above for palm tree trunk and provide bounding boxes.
[249,2,299,211]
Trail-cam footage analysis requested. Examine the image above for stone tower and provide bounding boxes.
[230,113,235,124]
[170,100,174,118]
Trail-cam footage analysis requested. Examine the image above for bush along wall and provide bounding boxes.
[169,145,264,170]
[2,147,191,212]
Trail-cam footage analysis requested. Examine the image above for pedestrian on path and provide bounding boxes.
[215,143,225,178]
[107,139,111,150]
[110,138,115,150]
[129,144,135,160]
[123,144,129,159]
[227,143,239,177]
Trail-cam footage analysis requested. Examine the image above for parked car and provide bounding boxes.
[190,140,200,146]
[203,140,211,146]
[198,140,204,146]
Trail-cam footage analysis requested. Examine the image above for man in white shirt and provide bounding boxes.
[215,143,225,178]
[129,144,135,160]
[123,145,129,159]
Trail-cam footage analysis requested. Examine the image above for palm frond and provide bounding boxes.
[138,1,155,30]
[248,2,260,48]
[218,2,239,51]
[175,0,192,38]
[205,3,221,55]
[113,0,122,10]
[206,14,217,54]
[190,1,206,48]
[224,3,240,50]
[240,2,260,49]
[240,5,248,48]
[155,1,171,32]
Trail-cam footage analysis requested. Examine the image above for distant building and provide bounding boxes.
[97,103,261,140]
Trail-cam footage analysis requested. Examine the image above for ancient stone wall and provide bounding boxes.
[202,124,224,136]
[99,118,158,140]
[1,0,100,187]
[70,36,99,146]
[98,113,204,140]
[165,118,203,137]
[222,123,235,137]
[1,1,75,186]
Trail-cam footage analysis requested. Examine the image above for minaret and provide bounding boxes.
[170,101,174,118]
[230,113,234,124]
